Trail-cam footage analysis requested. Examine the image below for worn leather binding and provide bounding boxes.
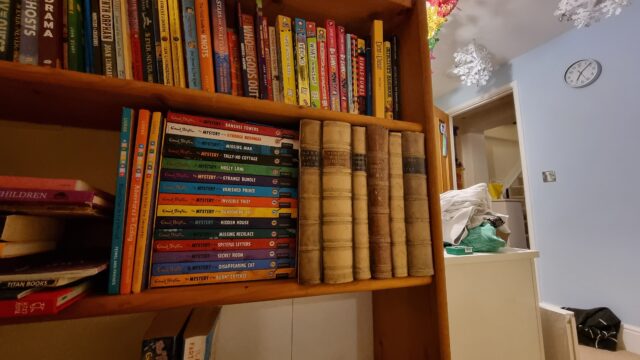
[401,131,434,276]
[298,119,322,284]
[389,132,408,277]
[322,121,353,284]
[366,125,392,279]
[352,126,371,280]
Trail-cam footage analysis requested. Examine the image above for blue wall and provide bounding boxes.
[437,4,640,326]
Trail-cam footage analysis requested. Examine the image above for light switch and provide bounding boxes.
[542,170,556,183]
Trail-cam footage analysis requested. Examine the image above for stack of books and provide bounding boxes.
[110,108,299,293]
[0,0,400,119]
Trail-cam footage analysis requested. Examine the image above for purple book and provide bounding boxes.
[160,169,295,187]
[0,188,111,207]
[152,248,294,263]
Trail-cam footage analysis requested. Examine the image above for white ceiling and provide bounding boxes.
[431,0,573,98]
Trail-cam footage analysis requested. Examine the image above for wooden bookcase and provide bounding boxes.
[0,0,450,358]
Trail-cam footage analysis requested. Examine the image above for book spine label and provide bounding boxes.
[159,181,297,198]
[389,132,407,277]
[149,267,295,287]
[306,22,320,108]
[371,20,384,118]
[161,169,295,187]
[37,0,61,67]
[154,227,295,240]
[154,238,296,252]
[155,216,295,229]
[139,0,156,82]
[227,28,242,96]
[357,39,366,114]
[167,112,299,139]
[150,0,163,83]
[194,0,213,92]
[0,0,14,60]
[0,279,59,290]
[90,0,102,72]
[112,0,125,78]
[155,205,297,218]
[345,33,353,113]
[126,0,142,79]
[316,27,329,110]
[108,107,135,294]
[384,40,393,119]
[391,35,400,120]
[161,158,298,178]
[167,0,185,87]
[0,295,58,317]
[260,16,272,100]
[11,1,22,61]
[336,26,347,112]
[240,13,259,98]
[163,146,298,167]
[182,0,201,89]
[151,258,293,276]
[351,126,371,280]
[293,18,309,106]
[157,193,297,208]
[19,0,39,65]
[211,0,230,93]
[268,26,280,102]
[0,188,97,204]
[165,134,298,157]
[157,0,173,85]
[276,15,295,104]
[165,122,300,149]
[154,248,294,263]
[325,20,339,111]
[68,0,84,70]
[350,35,359,114]
[298,119,322,285]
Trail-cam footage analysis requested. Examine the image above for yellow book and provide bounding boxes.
[276,15,297,105]
[168,0,186,87]
[156,205,298,218]
[119,0,133,79]
[131,112,163,294]
[370,20,385,118]
[384,40,393,119]
[158,0,174,85]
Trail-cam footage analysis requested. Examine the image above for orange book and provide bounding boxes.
[194,0,215,93]
[227,28,243,96]
[157,193,298,208]
[120,110,151,294]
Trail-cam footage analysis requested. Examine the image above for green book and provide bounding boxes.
[162,158,299,178]
[306,22,320,108]
[67,0,85,71]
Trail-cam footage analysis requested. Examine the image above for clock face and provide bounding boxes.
[564,59,602,88]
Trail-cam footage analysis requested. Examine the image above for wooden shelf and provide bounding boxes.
[0,276,431,325]
[0,61,422,133]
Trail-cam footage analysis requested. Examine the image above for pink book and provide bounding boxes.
[0,176,94,192]
[336,26,348,112]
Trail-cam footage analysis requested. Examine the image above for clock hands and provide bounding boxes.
[576,63,591,81]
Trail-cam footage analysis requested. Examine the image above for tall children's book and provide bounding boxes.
[151,0,164,84]
[350,35,359,114]
[227,28,242,96]
[307,22,320,108]
[131,112,163,294]
[384,40,393,119]
[345,34,354,113]
[139,0,157,82]
[182,0,202,89]
[111,0,125,78]
[211,0,231,94]
[82,0,93,71]
[391,35,400,120]
[119,0,133,79]
[157,0,173,85]
[126,0,143,79]
[256,0,272,100]
[67,0,84,71]
[194,0,214,92]
[98,0,115,75]
[38,0,62,67]
[316,27,329,110]
[370,20,385,118]
[119,109,150,294]
[238,10,259,98]
[357,39,366,114]
[168,0,186,87]
[276,15,296,105]
[19,0,39,65]
[89,0,102,72]
[11,1,21,62]
[268,26,281,102]
[108,108,136,294]
[325,20,339,111]
[293,18,310,107]
[336,26,347,112]
[0,0,15,60]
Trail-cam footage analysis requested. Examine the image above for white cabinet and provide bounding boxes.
[446,249,545,360]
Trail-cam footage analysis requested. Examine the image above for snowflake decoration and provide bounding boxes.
[452,41,493,87]
[555,0,630,28]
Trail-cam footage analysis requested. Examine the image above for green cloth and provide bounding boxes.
[460,222,506,252]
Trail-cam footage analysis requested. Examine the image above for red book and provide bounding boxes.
[240,13,259,99]
[167,112,299,139]
[325,20,339,111]
[119,110,151,294]
[0,188,112,208]
[336,26,348,112]
[127,0,144,80]
[259,15,273,100]
[0,281,89,318]
[0,176,96,191]
[154,238,297,252]
[317,27,329,110]
[38,0,63,67]
[227,28,242,96]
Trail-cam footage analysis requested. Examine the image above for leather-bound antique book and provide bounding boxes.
[366,125,392,279]
[351,126,371,280]
[298,119,322,284]
[389,132,408,277]
[322,121,353,284]
[401,131,434,276]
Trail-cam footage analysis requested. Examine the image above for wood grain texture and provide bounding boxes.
[433,106,453,193]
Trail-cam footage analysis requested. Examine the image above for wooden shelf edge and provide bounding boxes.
[0,61,423,132]
[0,276,431,326]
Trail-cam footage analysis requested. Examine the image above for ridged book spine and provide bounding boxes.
[384,40,393,119]
[293,18,310,106]
[366,125,392,279]
[336,26,347,112]
[157,0,173,85]
[19,0,39,65]
[306,22,320,108]
[168,0,185,87]
[351,126,371,280]
[194,0,214,92]
[108,108,135,294]
[276,15,295,105]
[325,20,339,111]
[298,119,322,285]
[211,0,230,93]
[401,131,433,276]
[370,20,384,118]
[182,0,201,89]
[322,121,353,284]
[389,132,407,277]
[316,27,329,110]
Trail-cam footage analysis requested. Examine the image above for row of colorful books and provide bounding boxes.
[0,0,400,119]
[110,108,299,294]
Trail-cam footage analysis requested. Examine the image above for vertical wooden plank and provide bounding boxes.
[433,106,454,193]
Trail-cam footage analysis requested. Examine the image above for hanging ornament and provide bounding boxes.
[426,0,458,51]
[452,41,494,86]
[555,0,630,28]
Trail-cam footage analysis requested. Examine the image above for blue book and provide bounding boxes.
[18,0,39,65]
[158,181,298,198]
[181,0,201,89]
[108,108,135,294]
[82,0,93,72]
[151,258,293,276]
[346,34,353,113]
[164,134,297,157]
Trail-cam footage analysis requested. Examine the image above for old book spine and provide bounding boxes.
[370,20,384,118]
[401,131,433,276]
[194,0,214,92]
[181,0,201,89]
[336,25,347,112]
[384,40,393,119]
[322,121,353,284]
[167,0,185,87]
[293,18,309,106]
[366,125,392,279]
[325,20,339,111]
[316,27,329,110]
[38,0,62,67]
[19,0,39,65]
[388,132,407,277]
[351,126,371,280]
[157,0,173,85]
[298,119,322,285]
[268,26,281,102]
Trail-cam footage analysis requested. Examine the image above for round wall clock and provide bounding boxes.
[564,59,602,88]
